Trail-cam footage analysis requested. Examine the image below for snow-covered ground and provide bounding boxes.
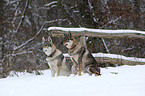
[0,65,145,96]
[0,27,144,96]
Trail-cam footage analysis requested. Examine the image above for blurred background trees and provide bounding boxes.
[0,0,145,78]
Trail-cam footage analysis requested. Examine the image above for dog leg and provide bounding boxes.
[78,47,85,76]
[57,61,62,76]
[70,57,78,75]
[71,64,77,75]
[51,68,56,77]
[70,55,82,76]
[49,65,55,77]
[78,61,82,76]
[78,54,83,76]
[57,66,61,76]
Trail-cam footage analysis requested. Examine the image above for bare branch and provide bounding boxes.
[101,38,110,53]
[14,22,45,51]
[12,1,20,28]
[59,0,81,27]
[14,0,29,33]
[88,0,98,23]
[5,51,33,58]
[39,5,57,10]
[100,16,122,28]
[45,19,67,24]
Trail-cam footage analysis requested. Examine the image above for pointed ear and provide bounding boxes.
[42,37,45,43]
[69,31,72,37]
[69,32,74,39]
[48,36,52,43]
[64,33,66,36]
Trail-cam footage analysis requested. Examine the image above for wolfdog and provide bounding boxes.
[42,36,71,77]
[62,32,101,76]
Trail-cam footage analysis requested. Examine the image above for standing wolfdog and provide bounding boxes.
[62,32,101,76]
[42,36,71,77]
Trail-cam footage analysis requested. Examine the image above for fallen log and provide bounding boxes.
[47,27,145,38]
[63,53,145,66]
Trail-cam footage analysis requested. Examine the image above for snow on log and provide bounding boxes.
[44,1,57,7]
[63,53,145,65]
[47,27,145,38]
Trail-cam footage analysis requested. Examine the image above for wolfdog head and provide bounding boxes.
[42,36,55,56]
[62,32,77,49]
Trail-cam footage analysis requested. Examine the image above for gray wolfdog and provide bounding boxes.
[42,36,71,77]
[62,32,101,76]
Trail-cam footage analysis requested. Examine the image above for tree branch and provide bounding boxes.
[88,0,98,23]
[58,0,80,27]
[100,16,122,28]
[14,22,45,51]
[14,0,29,33]
[101,38,110,53]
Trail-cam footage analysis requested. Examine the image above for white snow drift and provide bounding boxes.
[0,65,145,96]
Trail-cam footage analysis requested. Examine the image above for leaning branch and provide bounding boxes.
[101,38,110,53]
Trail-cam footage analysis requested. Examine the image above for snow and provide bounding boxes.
[44,1,57,7]
[63,53,145,63]
[1,27,144,96]
[93,53,145,62]
[48,27,145,35]
[0,65,145,96]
